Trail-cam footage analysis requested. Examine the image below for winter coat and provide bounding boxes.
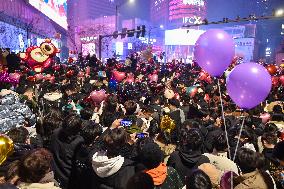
[234,169,275,189]
[50,128,84,189]
[154,166,183,189]
[167,150,210,183]
[18,182,61,189]
[0,92,35,133]
[203,152,239,174]
[91,151,135,189]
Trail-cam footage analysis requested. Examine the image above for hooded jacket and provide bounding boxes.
[50,128,84,189]
[18,182,61,189]
[167,150,209,183]
[91,151,135,189]
[0,92,36,133]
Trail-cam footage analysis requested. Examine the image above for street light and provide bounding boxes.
[275,9,284,17]
[116,0,135,30]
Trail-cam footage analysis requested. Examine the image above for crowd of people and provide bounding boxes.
[0,51,284,189]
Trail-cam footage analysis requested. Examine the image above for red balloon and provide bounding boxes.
[85,66,91,75]
[27,76,36,82]
[266,65,277,75]
[90,90,106,103]
[279,75,284,86]
[125,77,134,83]
[271,76,279,86]
[78,71,84,78]
[52,65,60,71]
[66,70,74,77]
[113,71,126,82]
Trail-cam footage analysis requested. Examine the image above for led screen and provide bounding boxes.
[165,29,205,46]
[29,0,68,29]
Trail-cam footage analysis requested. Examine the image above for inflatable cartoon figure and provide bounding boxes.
[19,39,60,72]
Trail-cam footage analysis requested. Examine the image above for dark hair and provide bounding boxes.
[185,169,212,189]
[80,107,94,120]
[213,132,228,152]
[19,148,52,183]
[156,131,172,145]
[5,160,20,184]
[263,123,278,133]
[124,100,137,115]
[168,98,180,108]
[100,112,117,128]
[181,128,203,151]
[60,114,82,142]
[81,121,102,145]
[103,128,128,157]
[139,142,163,169]
[273,141,284,161]
[261,132,278,145]
[272,105,283,114]
[0,184,18,189]
[147,120,160,138]
[6,127,29,144]
[104,94,118,112]
[126,172,154,189]
[236,148,274,188]
[42,113,63,137]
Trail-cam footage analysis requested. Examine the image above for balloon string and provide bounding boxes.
[217,79,231,159]
[233,113,246,161]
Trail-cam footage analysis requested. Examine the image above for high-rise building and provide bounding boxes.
[150,0,169,28]
[150,0,207,29]
[68,0,116,25]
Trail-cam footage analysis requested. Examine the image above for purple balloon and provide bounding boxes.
[226,63,272,110]
[194,29,235,77]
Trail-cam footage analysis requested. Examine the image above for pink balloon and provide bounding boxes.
[35,73,44,81]
[9,73,21,81]
[78,71,84,77]
[125,77,134,83]
[260,113,270,124]
[149,74,158,82]
[113,71,126,82]
[279,75,284,86]
[90,90,106,103]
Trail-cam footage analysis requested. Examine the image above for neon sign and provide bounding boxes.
[183,0,205,6]
[183,16,202,24]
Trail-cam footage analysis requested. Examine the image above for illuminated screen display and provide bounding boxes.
[169,0,206,27]
[165,29,205,46]
[82,43,96,56]
[29,0,68,29]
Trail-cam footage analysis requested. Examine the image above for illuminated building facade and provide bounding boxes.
[150,0,207,29]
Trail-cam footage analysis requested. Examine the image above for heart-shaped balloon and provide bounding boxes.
[9,73,21,81]
[150,74,158,82]
[35,73,44,81]
[90,90,106,103]
[125,77,134,83]
[78,71,84,78]
[279,75,284,86]
[271,76,279,87]
[260,113,270,123]
[113,71,126,82]
[266,65,277,75]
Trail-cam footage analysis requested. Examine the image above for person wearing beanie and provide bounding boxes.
[139,142,183,189]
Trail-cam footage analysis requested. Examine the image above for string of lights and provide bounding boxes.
[182,9,284,28]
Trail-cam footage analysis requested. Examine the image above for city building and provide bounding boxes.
[0,0,68,58]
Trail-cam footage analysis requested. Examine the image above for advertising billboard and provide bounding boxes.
[169,0,206,28]
[165,29,205,46]
[29,0,68,29]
